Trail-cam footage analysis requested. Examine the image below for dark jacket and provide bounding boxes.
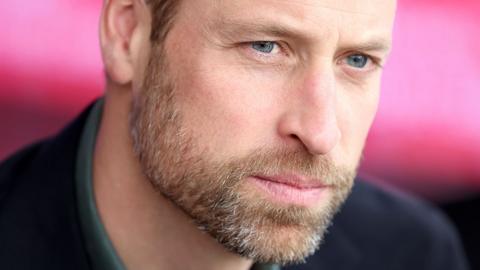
[0,104,470,270]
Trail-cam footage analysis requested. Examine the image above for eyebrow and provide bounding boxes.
[206,18,307,41]
[207,18,392,54]
[338,39,392,54]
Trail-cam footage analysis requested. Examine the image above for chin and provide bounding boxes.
[228,222,326,265]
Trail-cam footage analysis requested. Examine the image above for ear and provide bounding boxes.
[100,0,151,86]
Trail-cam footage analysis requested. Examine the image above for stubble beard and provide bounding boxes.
[129,46,357,265]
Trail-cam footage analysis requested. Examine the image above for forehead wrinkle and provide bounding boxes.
[203,0,393,38]
[268,0,388,17]
[199,0,394,58]
[206,0,332,40]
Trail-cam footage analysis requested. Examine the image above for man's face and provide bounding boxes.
[130,0,395,265]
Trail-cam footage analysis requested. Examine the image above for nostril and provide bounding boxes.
[288,133,313,153]
[289,134,301,141]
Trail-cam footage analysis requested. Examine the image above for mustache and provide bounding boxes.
[220,148,355,189]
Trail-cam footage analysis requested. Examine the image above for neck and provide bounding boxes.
[93,89,253,270]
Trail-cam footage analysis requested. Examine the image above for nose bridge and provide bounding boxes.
[281,63,340,155]
[302,65,336,110]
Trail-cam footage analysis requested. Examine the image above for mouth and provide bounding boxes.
[247,173,331,207]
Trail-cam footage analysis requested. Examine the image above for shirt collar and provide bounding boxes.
[75,98,125,270]
[75,98,280,270]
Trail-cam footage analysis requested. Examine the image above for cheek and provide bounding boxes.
[171,53,288,158]
[335,83,380,165]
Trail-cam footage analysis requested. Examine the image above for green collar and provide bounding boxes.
[75,99,125,270]
[75,99,280,270]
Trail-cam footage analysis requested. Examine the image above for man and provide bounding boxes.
[0,0,470,269]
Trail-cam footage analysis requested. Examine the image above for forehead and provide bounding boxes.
[179,0,396,47]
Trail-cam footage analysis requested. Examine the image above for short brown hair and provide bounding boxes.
[146,0,181,44]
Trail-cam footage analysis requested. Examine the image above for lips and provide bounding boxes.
[253,174,328,189]
[247,173,330,206]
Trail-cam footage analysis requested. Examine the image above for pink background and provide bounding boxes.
[1,0,479,201]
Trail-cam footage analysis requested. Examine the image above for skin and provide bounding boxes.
[95,0,396,269]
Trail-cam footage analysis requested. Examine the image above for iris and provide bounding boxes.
[251,41,276,53]
[346,54,368,68]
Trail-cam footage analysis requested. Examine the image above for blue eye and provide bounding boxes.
[251,41,276,53]
[346,54,369,68]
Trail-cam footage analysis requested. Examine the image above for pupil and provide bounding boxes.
[252,41,274,53]
[348,55,367,68]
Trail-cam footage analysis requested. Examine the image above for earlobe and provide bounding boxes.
[100,0,142,85]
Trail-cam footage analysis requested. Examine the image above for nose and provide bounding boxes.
[277,68,341,155]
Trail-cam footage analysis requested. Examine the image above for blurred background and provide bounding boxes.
[1,0,479,267]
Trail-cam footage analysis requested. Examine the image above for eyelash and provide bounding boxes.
[243,41,288,61]
[241,41,383,71]
[340,53,383,72]
[352,53,383,68]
